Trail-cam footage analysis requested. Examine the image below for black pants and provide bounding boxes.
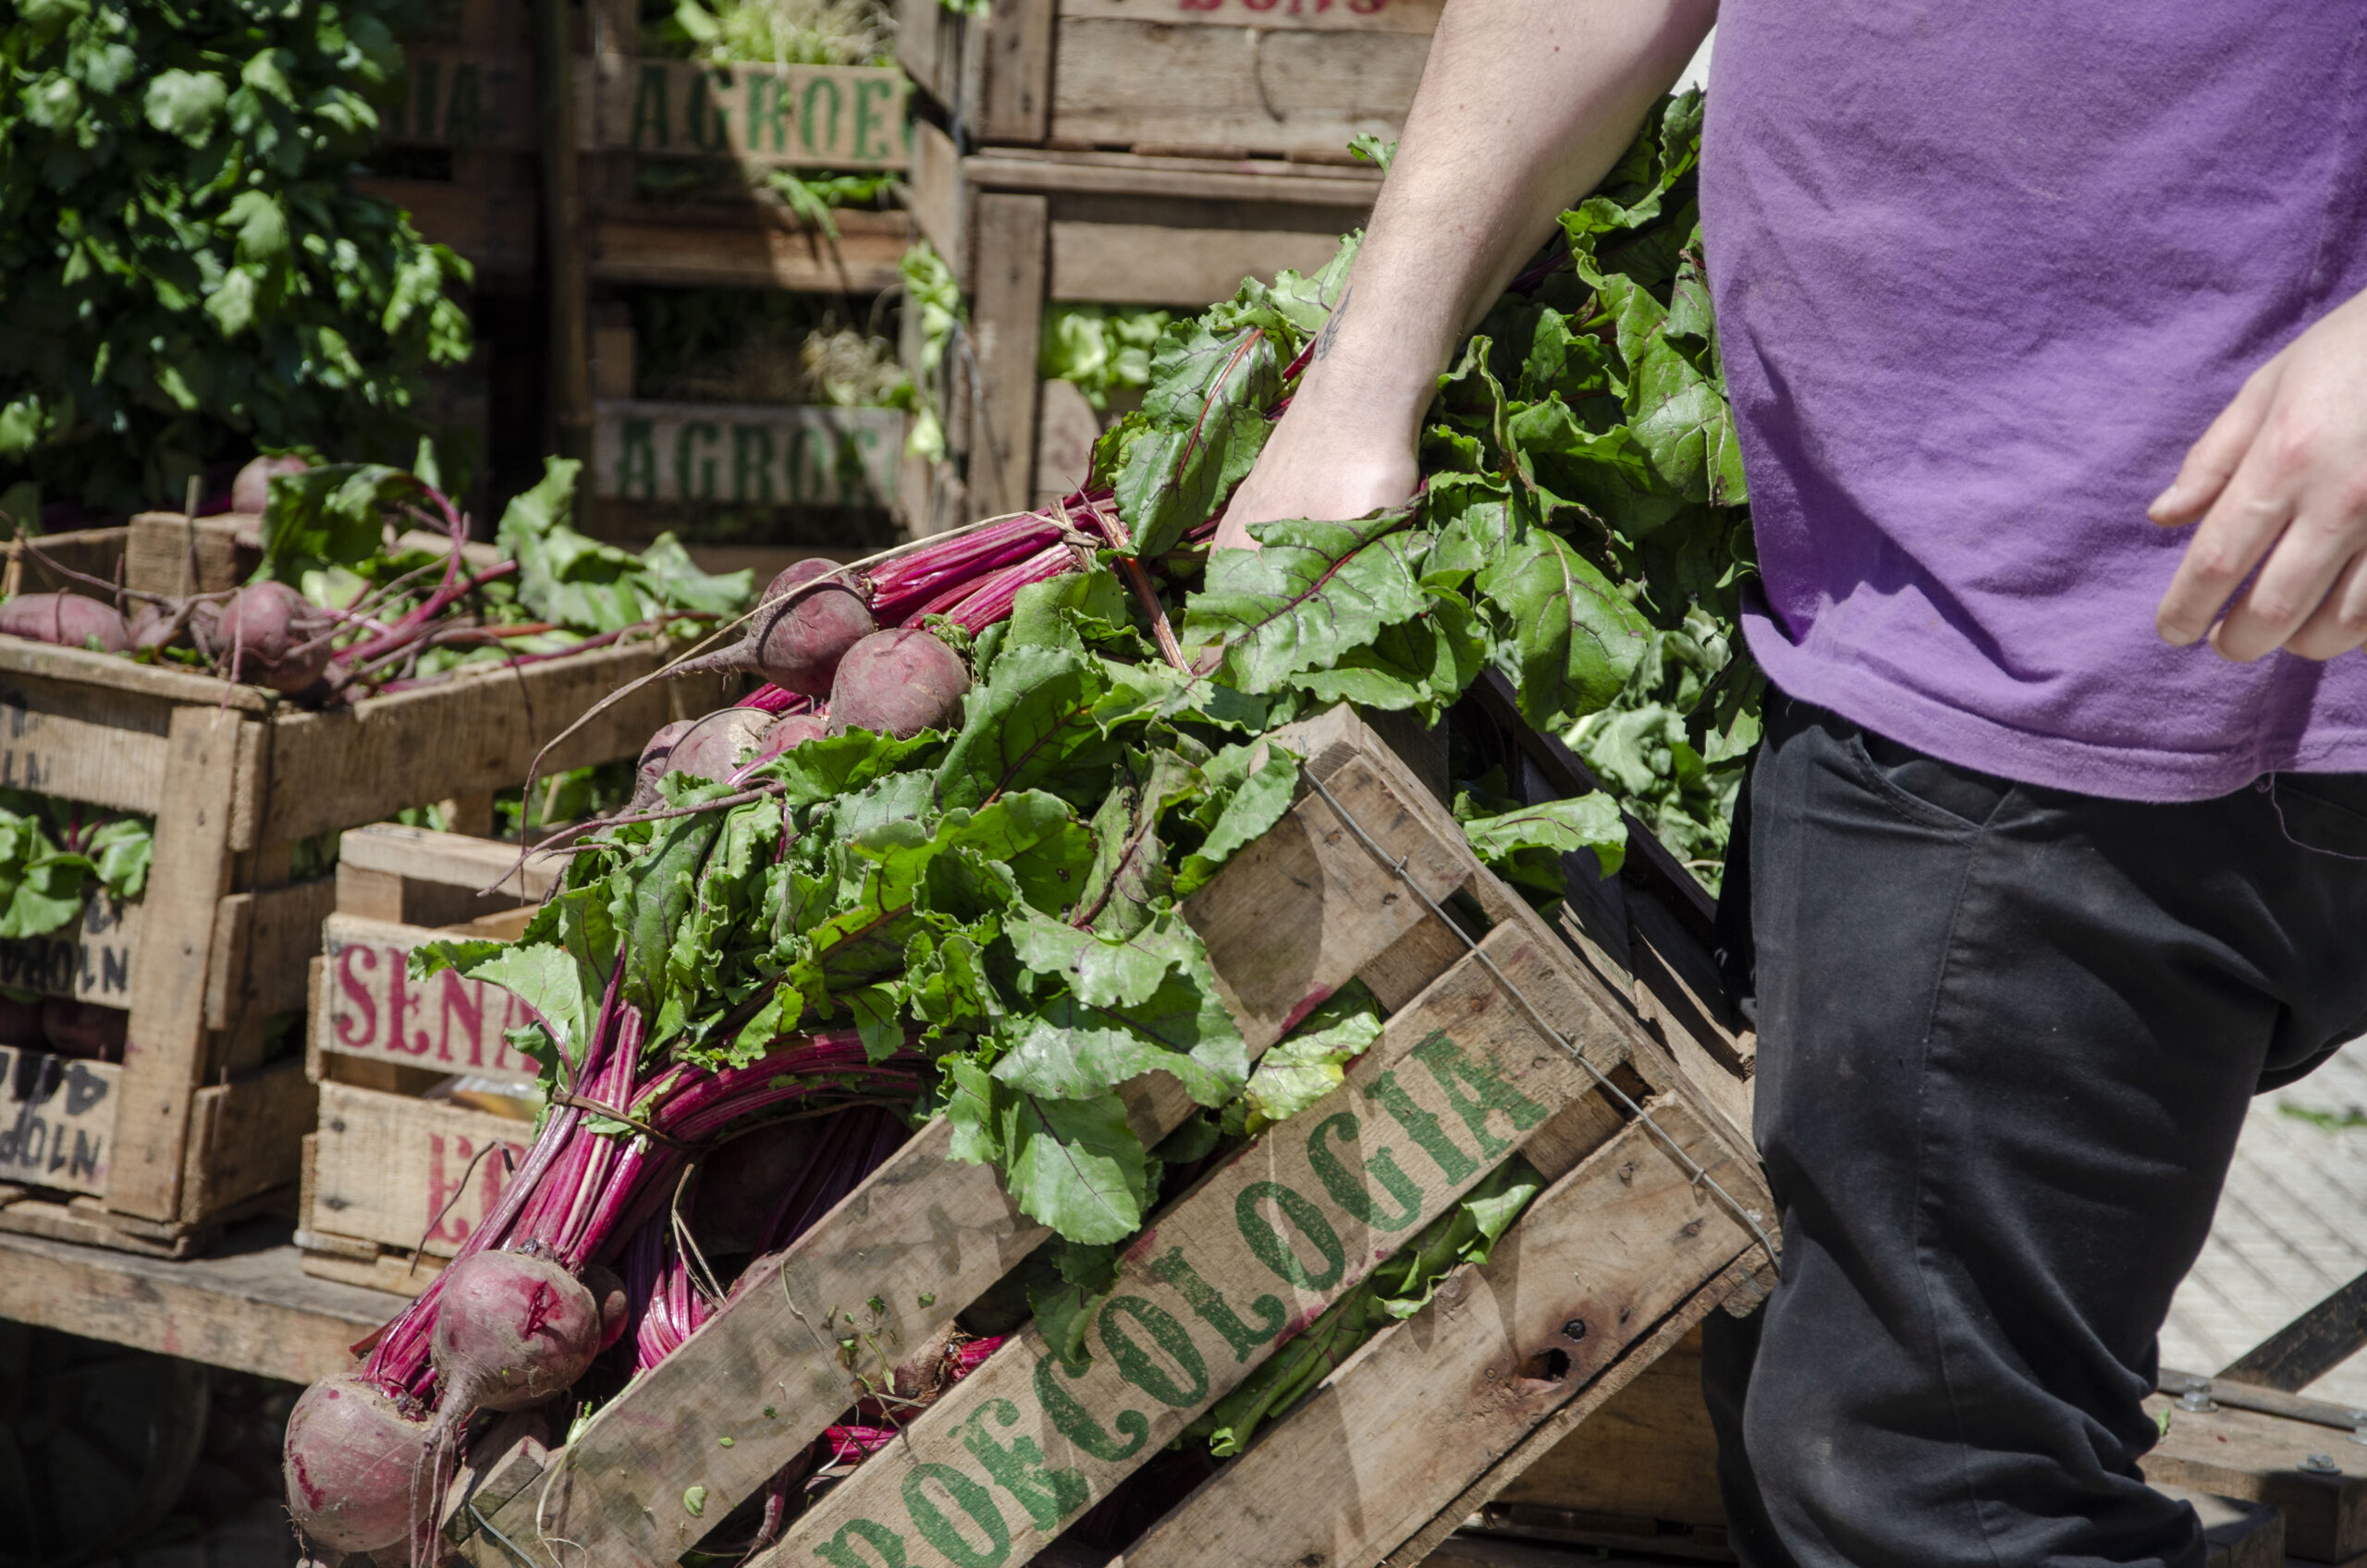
[1704,696,2367,1568]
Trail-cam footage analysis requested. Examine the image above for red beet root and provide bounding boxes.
[581,1262,632,1353]
[231,452,309,515]
[429,1250,603,1413]
[281,1374,434,1554]
[828,629,970,740]
[0,593,131,654]
[668,558,873,696]
[663,707,773,787]
[632,718,695,807]
[215,581,333,692]
[730,711,828,784]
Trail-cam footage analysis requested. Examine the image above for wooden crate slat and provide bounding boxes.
[388,44,539,152]
[1057,0,1443,33]
[0,1047,118,1195]
[259,640,679,843]
[586,205,911,290]
[2141,1394,2367,1563]
[310,1080,536,1258]
[754,918,1638,1568]
[1048,20,1429,156]
[1122,1097,1766,1568]
[338,823,564,902]
[1047,216,1356,307]
[110,705,249,1220]
[178,1060,316,1221]
[0,699,175,815]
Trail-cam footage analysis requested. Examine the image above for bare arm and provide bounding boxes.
[1212,0,1717,552]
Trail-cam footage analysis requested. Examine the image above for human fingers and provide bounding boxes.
[2150,361,2278,528]
[2282,550,2367,661]
[2156,436,2299,649]
[2211,470,2367,661]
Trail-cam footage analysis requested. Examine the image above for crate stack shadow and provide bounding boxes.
[892,0,1435,534]
[416,693,1773,1568]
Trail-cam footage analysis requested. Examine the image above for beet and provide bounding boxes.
[128,600,181,655]
[230,452,309,515]
[668,558,873,696]
[215,581,333,692]
[663,707,773,788]
[428,1250,603,1413]
[632,718,695,807]
[828,629,970,740]
[40,998,126,1062]
[281,1374,434,1554]
[0,593,131,654]
[730,711,828,785]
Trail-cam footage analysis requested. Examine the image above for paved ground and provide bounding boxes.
[2161,1038,2367,1408]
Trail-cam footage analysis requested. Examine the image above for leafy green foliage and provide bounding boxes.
[1039,305,1171,411]
[497,458,754,632]
[0,791,152,937]
[0,0,472,510]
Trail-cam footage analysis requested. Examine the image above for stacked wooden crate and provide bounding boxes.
[296,827,562,1294]
[893,0,1435,532]
[433,697,1777,1568]
[0,521,705,1258]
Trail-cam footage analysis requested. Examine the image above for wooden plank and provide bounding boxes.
[755,924,1638,1568]
[2143,1394,2367,1564]
[1121,1099,1764,1568]
[586,58,911,168]
[4,526,128,600]
[126,511,251,595]
[228,876,338,1025]
[0,890,141,1004]
[0,698,173,815]
[587,204,911,289]
[2155,1487,2286,1568]
[309,1081,535,1258]
[109,706,248,1220]
[908,117,964,273]
[0,636,273,712]
[2221,1269,2367,1394]
[0,1223,400,1385]
[0,1047,118,1195]
[316,913,544,1087]
[981,0,1054,141]
[1478,1325,1726,1556]
[1058,0,1442,31]
[1048,215,1361,305]
[966,192,1050,515]
[178,1060,314,1221]
[965,148,1386,204]
[592,400,901,508]
[1182,744,1468,1052]
[299,1243,451,1297]
[339,822,566,902]
[389,43,539,151]
[1048,21,1429,157]
[260,640,676,843]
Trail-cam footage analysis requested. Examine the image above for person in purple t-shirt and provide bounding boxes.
[1216,2,2367,1563]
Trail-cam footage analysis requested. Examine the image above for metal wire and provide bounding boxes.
[1304,771,1782,1278]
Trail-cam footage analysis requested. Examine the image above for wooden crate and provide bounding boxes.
[298,826,563,1295]
[897,0,1441,158]
[0,542,709,1257]
[900,126,1380,522]
[439,699,1774,1568]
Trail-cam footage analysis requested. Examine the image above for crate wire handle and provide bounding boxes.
[1303,771,1782,1279]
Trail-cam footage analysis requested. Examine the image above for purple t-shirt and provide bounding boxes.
[1699,3,2367,802]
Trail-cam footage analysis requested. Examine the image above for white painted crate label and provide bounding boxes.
[593,400,901,508]
[0,893,141,1004]
[0,1047,115,1194]
[322,933,542,1086]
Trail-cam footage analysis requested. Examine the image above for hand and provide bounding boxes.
[1210,407,1421,554]
[2152,288,2367,661]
